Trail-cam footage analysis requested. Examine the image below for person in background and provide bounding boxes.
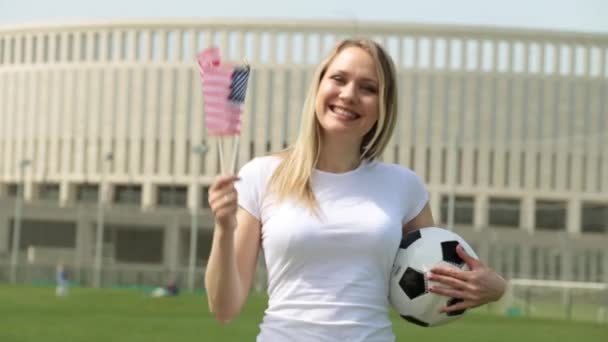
[55,262,69,297]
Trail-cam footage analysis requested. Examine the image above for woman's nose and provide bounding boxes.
[338,83,356,103]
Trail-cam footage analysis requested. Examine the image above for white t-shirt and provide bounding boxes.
[235,155,429,342]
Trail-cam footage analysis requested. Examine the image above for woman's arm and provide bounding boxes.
[204,175,262,324]
[402,203,435,234]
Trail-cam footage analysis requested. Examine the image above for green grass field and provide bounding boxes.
[1,285,606,342]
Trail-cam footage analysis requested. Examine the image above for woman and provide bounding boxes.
[204,38,505,341]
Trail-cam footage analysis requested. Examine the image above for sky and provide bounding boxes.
[0,0,607,34]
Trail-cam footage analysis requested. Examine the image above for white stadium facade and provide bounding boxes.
[0,19,607,288]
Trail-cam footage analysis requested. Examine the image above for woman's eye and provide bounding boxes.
[362,85,378,93]
[330,75,345,83]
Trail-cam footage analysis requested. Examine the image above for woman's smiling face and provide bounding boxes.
[314,46,380,144]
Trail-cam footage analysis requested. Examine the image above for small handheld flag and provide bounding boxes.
[197,47,250,173]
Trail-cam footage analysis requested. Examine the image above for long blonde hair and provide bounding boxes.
[269,38,398,212]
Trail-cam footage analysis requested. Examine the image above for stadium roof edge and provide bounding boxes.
[0,17,607,44]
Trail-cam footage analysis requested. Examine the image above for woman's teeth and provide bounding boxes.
[330,106,359,119]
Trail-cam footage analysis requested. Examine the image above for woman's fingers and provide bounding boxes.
[430,265,470,282]
[208,175,241,230]
[428,271,474,292]
[439,298,475,314]
[428,262,506,310]
[209,188,237,207]
[208,175,240,192]
[208,175,240,204]
[429,285,480,302]
[455,244,482,269]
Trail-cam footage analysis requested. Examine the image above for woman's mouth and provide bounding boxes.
[329,105,361,120]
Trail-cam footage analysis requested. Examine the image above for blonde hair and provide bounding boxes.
[269,38,398,212]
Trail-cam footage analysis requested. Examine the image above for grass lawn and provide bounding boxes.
[0,285,606,342]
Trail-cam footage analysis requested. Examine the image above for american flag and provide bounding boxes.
[197,47,250,136]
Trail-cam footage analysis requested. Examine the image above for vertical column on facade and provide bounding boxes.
[158,30,174,180]
[114,30,129,180]
[13,36,24,177]
[442,39,456,195]
[24,34,37,189]
[128,31,144,186]
[73,33,87,181]
[570,45,585,194]
[493,42,510,190]
[525,42,542,193]
[396,35,411,169]
[269,33,288,154]
[75,208,92,285]
[0,215,10,259]
[59,182,75,207]
[519,242,532,279]
[521,195,535,234]
[600,47,608,195]
[23,178,34,201]
[428,191,441,225]
[60,33,76,191]
[187,182,200,212]
[187,29,204,175]
[85,32,100,180]
[560,242,574,281]
[567,197,581,236]
[142,182,155,210]
[546,247,556,280]
[555,46,571,192]
[99,31,116,211]
[473,194,488,231]
[0,58,8,179]
[4,40,17,178]
[47,34,60,180]
[237,30,255,165]
[163,216,180,273]
[36,40,50,183]
[476,41,496,191]
[253,32,270,158]
[412,37,428,180]
[540,44,555,191]
[201,30,218,177]
[283,32,301,146]
[583,44,599,194]
[428,38,443,186]
[143,30,160,180]
[577,250,587,281]
[173,31,188,183]
[603,250,608,283]
[460,40,477,189]
[534,246,544,279]
[508,42,526,191]
[588,248,598,282]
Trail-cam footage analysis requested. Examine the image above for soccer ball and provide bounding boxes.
[389,227,478,327]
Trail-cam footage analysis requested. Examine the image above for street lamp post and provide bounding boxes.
[188,144,208,291]
[9,159,31,284]
[93,152,113,288]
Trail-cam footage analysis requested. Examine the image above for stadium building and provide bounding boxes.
[0,19,606,288]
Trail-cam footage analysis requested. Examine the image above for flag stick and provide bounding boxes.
[230,136,240,174]
[217,138,225,174]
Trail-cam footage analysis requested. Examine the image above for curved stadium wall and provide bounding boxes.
[0,19,606,286]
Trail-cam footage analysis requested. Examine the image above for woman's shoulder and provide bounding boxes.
[238,153,284,178]
[242,154,283,170]
[368,160,422,181]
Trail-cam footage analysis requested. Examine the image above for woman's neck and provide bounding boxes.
[316,140,362,173]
